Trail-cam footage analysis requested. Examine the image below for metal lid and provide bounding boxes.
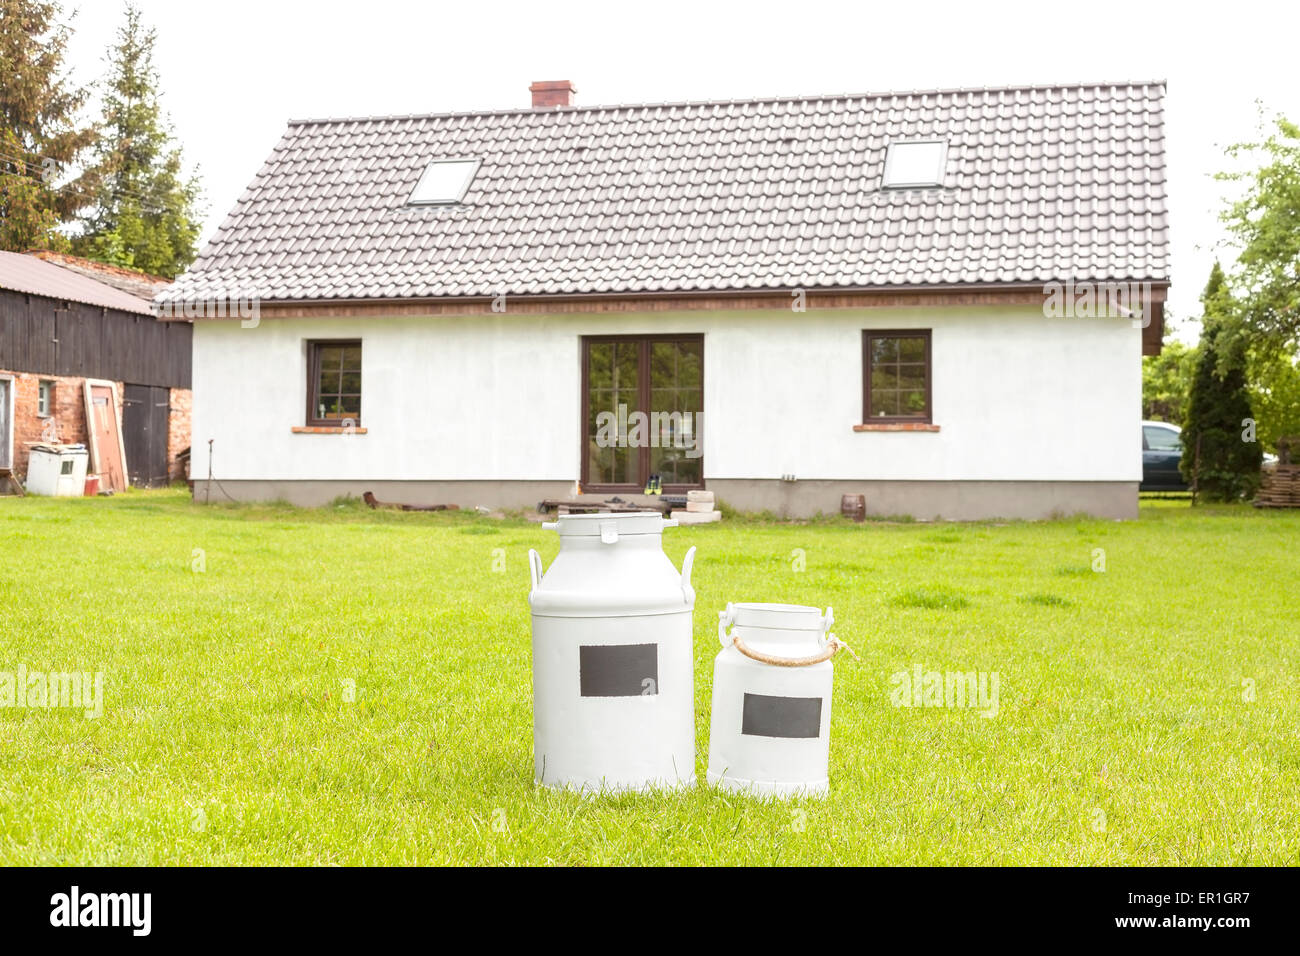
[527,537,697,618]
[729,603,828,631]
[718,603,835,655]
[541,511,676,540]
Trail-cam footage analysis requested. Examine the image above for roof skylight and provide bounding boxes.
[882,141,947,188]
[408,158,481,204]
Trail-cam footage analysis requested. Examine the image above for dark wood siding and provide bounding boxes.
[0,288,190,388]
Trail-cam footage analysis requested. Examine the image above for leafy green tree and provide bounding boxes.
[0,0,97,251]
[1247,346,1300,453]
[1180,263,1263,500]
[72,3,201,276]
[1141,314,1199,423]
[1217,111,1300,358]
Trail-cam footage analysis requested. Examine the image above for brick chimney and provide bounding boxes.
[529,80,576,109]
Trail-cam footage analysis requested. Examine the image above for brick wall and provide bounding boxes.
[168,387,192,480]
[1,368,191,484]
[1,369,95,479]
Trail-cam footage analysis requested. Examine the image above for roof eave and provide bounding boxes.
[159,280,1170,320]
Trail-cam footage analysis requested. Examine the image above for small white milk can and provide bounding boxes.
[528,512,697,792]
[708,603,845,797]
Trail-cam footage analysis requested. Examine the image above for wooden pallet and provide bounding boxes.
[1254,464,1300,508]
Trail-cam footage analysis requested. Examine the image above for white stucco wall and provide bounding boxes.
[190,306,1142,483]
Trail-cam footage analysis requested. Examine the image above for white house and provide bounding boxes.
[160,80,1169,519]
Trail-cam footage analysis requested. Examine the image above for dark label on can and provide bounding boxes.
[579,643,659,697]
[741,693,822,738]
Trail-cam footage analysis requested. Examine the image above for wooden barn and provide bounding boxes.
[0,250,192,491]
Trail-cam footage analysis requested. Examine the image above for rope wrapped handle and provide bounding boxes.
[730,634,857,667]
[718,604,859,667]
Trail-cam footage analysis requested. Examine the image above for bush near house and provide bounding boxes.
[1141,331,1198,424]
[2,490,1297,865]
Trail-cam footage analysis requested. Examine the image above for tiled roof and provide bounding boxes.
[160,81,1169,305]
[32,251,172,301]
[0,249,161,315]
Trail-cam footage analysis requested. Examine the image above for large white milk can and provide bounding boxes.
[708,603,842,797]
[528,512,697,792]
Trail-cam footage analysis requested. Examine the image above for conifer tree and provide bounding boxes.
[1181,263,1263,499]
[73,3,201,276]
[0,0,97,251]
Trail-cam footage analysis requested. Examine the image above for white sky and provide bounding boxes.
[60,0,1300,341]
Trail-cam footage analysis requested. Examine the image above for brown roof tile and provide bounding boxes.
[161,81,1169,304]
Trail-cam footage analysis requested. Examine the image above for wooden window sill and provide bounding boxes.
[291,426,367,434]
[854,422,940,432]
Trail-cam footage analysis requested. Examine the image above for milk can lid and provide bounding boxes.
[542,511,673,537]
[730,602,827,631]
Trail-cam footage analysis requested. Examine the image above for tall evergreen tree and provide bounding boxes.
[1180,263,1263,500]
[0,0,97,251]
[72,2,201,276]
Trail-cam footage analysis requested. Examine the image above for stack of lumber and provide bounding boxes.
[1254,465,1300,508]
[672,489,721,524]
[537,494,678,516]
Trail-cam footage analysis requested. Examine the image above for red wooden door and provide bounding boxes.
[85,382,127,492]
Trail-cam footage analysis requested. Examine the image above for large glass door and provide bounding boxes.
[582,335,703,492]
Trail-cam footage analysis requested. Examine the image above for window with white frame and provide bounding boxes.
[38,380,54,417]
[882,141,947,188]
[407,158,481,205]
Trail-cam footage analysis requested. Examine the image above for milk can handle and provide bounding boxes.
[731,636,843,667]
[718,603,855,665]
[680,546,697,606]
[819,606,835,646]
[717,603,737,647]
[528,548,544,594]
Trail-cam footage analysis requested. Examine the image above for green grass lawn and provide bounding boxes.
[1,489,1296,865]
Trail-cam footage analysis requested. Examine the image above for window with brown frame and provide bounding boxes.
[863,330,931,422]
[306,340,362,426]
